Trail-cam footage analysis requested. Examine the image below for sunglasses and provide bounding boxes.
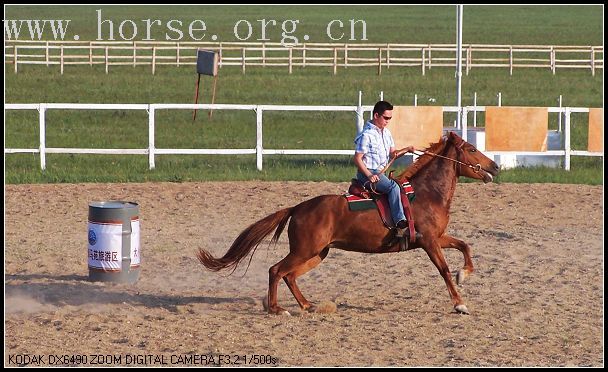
[382,115,392,120]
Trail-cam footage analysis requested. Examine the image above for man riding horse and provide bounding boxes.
[353,100,422,240]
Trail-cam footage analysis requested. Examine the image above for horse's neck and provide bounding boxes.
[409,147,459,209]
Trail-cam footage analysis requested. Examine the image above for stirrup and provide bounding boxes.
[396,227,422,252]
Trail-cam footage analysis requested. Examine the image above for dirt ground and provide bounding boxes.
[4,181,604,367]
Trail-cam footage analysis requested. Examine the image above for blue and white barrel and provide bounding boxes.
[88,201,141,283]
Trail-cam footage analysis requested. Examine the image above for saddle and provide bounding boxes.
[344,178,418,244]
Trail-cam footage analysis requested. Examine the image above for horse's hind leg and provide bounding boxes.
[438,234,473,285]
[283,248,329,312]
[268,251,318,315]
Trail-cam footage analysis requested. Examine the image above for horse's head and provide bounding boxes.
[447,131,499,183]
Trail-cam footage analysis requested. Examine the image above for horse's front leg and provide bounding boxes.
[437,234,473,285]
[422,239,469,314]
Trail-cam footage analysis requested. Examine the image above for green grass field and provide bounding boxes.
[4,5,604,185]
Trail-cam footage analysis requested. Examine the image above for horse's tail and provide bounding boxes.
[197,207,294,273]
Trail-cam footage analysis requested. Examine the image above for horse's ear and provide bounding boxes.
[447,131,459,140]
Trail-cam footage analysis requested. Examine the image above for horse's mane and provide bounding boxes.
[396,135,448,180]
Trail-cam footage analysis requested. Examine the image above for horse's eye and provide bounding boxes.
[470,148,477,153]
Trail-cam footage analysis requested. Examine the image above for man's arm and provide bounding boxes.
[354,152,381,183]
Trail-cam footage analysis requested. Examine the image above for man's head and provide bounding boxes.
[372,101,393,129]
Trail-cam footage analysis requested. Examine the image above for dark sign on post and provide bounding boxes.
[196,50,219,76]
[193,49,220,121]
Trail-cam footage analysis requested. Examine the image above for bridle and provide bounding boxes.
[413,140,483,174]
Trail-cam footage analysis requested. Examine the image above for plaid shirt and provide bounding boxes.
[354,121,395,170]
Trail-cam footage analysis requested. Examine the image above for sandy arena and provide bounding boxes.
[4,181,604,366]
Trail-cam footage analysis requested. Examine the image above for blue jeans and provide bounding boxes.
[356,170,405,225]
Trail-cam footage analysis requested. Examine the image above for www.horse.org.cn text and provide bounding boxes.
[4,9,369,47]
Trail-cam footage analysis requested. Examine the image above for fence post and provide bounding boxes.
[558,95,562,132]
[242,48,246,74]
[414,94,417,107]
[461,106,468,142]
[564,107,571,171]
[591,46,595,76]
[14,45,18,73]
[105,46,109,74]
[288,48,293,74]
[148,105,155,170]
[60,45,64,75]
[219,42,223,69]
[356,91,363,134]
[509,46,513,76]
[344,43,348,69]
[333,47,337,75]
[386,43,390,69]
[176,42,180,67]
[302,43,306,68]
[473,92,477,127]
[262,42,266,67]
[421,47,425,76]
[39,103,47,170]
[152,46,156,75]
[550,47,555,75]
[466,45,471,75]
[377,48,382,75]
[256,106,263,171]
[46,41,50,67]
[89,41,93,66]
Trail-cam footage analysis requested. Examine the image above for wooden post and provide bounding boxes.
[509,46,513,76]
[377,48,382,75]
[89,41,93,66]
[105,46,109,74]
[466,45,471,75]
[288,48,293,74]
[428,45,432,70]
[344,44,348,69]
[591,46,595,76]
[176,42,180,67]
[60,45,64,75]
[14,45,18,73]
[421,47,425,76]
[152,46,156,75]
[242,47,246,74]
[262,42,266,67]
[386,44,390,70]
[219,42,223,69]
[46,41,49,67]
[333,47,337,75]
[192,74,202,121]
[552,47,555,74]
[302,43,306,68]
[209,74,218,120]
[132,42,137,67]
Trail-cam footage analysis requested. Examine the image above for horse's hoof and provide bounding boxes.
[455,304,470,314]
[268,307,291,316]
[456,269,467,285]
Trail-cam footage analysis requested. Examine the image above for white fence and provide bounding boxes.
[4,40,604,76]
[4,103,602,171]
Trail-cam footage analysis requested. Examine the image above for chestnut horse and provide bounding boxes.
[197,131,500,315]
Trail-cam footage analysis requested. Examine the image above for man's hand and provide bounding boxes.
[393,145,416,159]
[368,174,380,183]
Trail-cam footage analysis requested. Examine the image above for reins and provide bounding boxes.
[413,145,482,173]
[366,140,482,194]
